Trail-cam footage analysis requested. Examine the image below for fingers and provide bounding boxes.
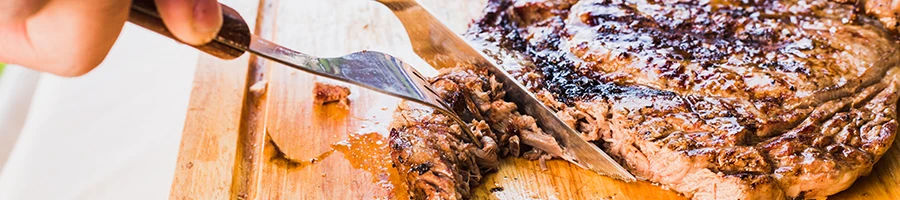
[154,0,223,46]
[0,0,224,76]
[0,0,50,23]
[0,0,131,76]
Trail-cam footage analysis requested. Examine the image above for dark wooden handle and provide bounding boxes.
[128,0,251,60]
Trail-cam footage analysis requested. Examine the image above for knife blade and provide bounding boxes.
[378,0,636,182]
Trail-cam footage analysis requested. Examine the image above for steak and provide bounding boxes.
[389,0,900,199]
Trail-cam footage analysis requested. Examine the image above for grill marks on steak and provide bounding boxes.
[540,71,900,199]
[761,70,900,197]
[389,67,564,199]
[451,0,900,199]
[536,0,900,137]
[539,78,786,199]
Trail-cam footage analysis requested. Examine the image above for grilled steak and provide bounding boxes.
[390,0,900,199]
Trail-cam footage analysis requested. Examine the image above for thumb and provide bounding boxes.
[154,0,223,45]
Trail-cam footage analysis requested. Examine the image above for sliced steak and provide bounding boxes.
[389,66,563,199]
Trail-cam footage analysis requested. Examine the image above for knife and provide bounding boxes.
[376,0,636,181]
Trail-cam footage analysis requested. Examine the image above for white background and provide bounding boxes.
[0,23,198,200]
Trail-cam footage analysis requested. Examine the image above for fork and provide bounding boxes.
[127,0,479,145]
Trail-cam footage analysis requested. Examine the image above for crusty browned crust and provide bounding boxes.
[313,82,351,108]
[458,0,900,199]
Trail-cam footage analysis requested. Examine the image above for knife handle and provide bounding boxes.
[128,0,251,60]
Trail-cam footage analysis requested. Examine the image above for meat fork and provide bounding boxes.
[126,0,480,146]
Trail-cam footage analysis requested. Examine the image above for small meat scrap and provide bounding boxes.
[313,82,351,108]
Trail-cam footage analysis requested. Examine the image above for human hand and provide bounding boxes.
[0,0,223,76]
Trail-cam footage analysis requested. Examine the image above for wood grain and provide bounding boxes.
[171,0,900,199]
[169,0,259,199]
[259,1,410,198]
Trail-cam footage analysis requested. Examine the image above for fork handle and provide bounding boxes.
[128,0,251,60]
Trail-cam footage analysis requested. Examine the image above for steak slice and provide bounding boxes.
[389,67,564,199]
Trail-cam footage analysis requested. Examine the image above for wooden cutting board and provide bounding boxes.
[169,0,900,199]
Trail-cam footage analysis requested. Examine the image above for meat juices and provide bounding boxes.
[390,0,900,199]
[313,82,351,108]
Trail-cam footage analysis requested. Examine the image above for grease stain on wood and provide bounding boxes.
[267,137,335,170]
[332,132,410,200]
